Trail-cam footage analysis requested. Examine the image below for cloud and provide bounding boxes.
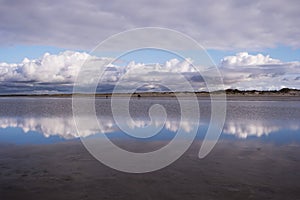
[0,51,203,93]
[219,52,300,90]
[108,59,200,92]
[220,52,281,67]
[0,0,300,50]
[0,51,90,82]
[0,51,101,93]
[0,51,299,93]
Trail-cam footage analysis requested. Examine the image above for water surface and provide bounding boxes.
[0,97,300,200]
[0,97,299,144]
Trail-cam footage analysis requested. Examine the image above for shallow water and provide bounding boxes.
[0,97,299,144]
[0,97,300,200]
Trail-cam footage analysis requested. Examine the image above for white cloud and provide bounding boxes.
[0,51,299,93]
[110,59,198,91]
[0,51,91,83]
[219,52,300,90]
[220,52,281,67]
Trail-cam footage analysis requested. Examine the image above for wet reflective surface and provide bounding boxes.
[0,98,299,144]
[0,97,300,199]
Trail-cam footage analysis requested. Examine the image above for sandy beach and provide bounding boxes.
[0,140,300,200]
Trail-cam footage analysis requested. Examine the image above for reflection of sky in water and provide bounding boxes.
[0,127,74,144]
[0,98,299,144]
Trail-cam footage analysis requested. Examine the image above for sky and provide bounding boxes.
[0,0,299,93]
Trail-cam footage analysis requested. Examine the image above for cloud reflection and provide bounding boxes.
[223,120,300,139]
[0,116,199,139]
[0,115,299,140]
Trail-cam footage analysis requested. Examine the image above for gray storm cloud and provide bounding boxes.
[0,0,299,50]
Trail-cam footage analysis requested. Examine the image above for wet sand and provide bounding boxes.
[1,140,300,200]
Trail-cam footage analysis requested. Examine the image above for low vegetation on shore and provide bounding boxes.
[0,88,299,98]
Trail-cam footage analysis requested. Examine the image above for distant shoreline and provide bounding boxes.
[0,88,299,100]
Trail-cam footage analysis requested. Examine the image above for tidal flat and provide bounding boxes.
[0,97,299,200]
